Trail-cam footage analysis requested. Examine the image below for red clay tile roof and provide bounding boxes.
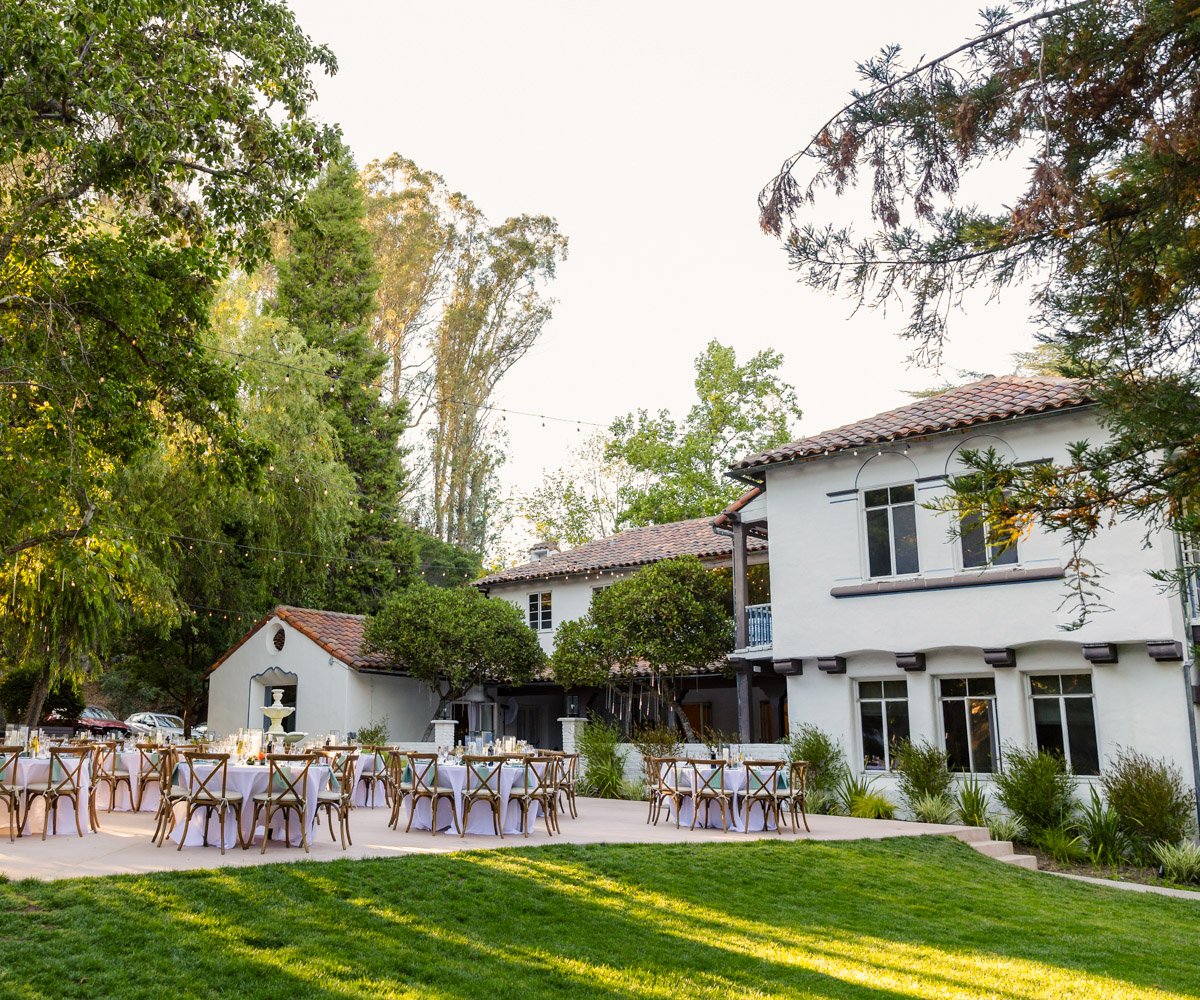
[732,376,1092,472]
[713,486,763,528]
[209,606,394,674]
[474,516,766,588]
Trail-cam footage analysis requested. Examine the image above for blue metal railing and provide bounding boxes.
[746,603,772,648]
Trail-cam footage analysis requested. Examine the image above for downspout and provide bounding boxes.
[1171,528,1200,834]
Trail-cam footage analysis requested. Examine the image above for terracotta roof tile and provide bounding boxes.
[474,516,766,588]
[732,376,1092,472]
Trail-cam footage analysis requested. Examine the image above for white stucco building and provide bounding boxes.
[720,375,1200,801]
[206,606,439,740]
[474,519,779,740]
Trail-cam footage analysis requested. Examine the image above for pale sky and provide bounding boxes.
[286,1,1038,552]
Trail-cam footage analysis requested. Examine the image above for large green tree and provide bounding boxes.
[550,557,734,740]
[758,0,1200,621]
[363,583,546,737]
[607,341,802,526]
[0,0,336,723]
[274,151,417,614]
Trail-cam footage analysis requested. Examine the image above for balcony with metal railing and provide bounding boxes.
[745,603,772,649]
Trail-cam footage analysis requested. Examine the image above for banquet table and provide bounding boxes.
[406,760,545,835]
[661,763,780,832]
[14,756,94,836]
[168,761,330,849]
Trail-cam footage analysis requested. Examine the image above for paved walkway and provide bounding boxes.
[1,797,980,882]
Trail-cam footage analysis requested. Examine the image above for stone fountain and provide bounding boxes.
[261,687,295,738]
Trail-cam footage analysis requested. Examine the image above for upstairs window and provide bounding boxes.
[864,485,919,577]
[527,591,552,631]
[958,479,1019,569]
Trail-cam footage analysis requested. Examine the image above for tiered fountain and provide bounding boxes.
[261,687,295,738]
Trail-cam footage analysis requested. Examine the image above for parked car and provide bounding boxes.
[72,705,132,739]
[125,712,186,740]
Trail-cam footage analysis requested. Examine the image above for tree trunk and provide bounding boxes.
[658,676,697,743]
[23,663,52,729]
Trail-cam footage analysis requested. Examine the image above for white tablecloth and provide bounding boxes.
[169,762,329,849]
[14,757,94,836]
[406,761,544,835]
[662,764,779,832]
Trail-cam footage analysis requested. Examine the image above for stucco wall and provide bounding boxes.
[206,615,438,741]
[760,407,1196,780]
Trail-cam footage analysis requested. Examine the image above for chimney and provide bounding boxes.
[529,540,560,562]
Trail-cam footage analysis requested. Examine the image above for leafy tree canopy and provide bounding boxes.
[758,0,1200,620]
[550,557,733,739]
[607,341,801,526]
[363,584,546,730]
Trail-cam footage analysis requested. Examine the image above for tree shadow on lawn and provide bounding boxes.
[0,837,1197,999]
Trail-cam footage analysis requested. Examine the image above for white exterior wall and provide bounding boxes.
[759,408,1197,785]
[206,614,439,742]
[486,569,637,655]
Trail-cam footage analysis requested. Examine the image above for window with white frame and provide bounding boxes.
[527,591,552,631]
[864,485,919,578]
[857,679,909,770]
[958,478,1019,569]
[939,677,998,772]
[1029,673,1099,775]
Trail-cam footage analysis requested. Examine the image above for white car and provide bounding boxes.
[124,712,187,739]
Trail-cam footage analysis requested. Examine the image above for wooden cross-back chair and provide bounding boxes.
[0,746,23,842]
[251,754,313,854]
[554,752,579,820]
[92,742,132,816]
[315,750,358,850]
[512,756,559,838]
[461,755,505,837]
[176,752,244,854]
[654,758,688,828]
[24,746,90,839]
[741,760,785,834]
[687,758,732,831]
[386,750,414,830]
[356,746,390,808]
[152,747,189,846]
[781,759,810,833]
[403,753,458,835]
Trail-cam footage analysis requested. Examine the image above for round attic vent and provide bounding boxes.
[271,626,286,652]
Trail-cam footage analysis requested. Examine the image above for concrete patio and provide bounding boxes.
[0,796,1028,881]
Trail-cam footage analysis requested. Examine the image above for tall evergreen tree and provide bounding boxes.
[274,151,418,613]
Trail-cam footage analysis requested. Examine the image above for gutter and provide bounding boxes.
[1171,528,1200,833]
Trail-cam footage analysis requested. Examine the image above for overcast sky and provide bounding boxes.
[286,1,1038,548]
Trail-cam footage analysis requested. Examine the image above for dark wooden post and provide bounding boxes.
[731,520,752,741]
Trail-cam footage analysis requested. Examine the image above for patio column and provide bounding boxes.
[559,716,588,754]
[735,664,752,743]
[431,717,457,749]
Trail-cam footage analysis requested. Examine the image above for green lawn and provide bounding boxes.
[1,837,1197,999]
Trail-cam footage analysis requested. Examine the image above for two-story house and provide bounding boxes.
[719,375,1200,799]
[474,518,779,740]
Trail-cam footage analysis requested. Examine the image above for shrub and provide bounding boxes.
[993,745,1076,833]
[1149,840,1200,885]
[1101,748,1196,862]
[1033,825,1087,866]
[892,739,953,808]
[785,724,846,802]
[356,718,389,746]
[577,716,634,799]
[837,771,896,820]
[910,791,957,825]
[988,814,1025,843]
[955,776,990,828]
[630,723,683,776]
[1077,787,1129,867]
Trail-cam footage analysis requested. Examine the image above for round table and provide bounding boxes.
[662,763,779,832]
[169,762,330,849]
[90,750,159,813]
[406,761,545,835]
[14,756,94,836]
